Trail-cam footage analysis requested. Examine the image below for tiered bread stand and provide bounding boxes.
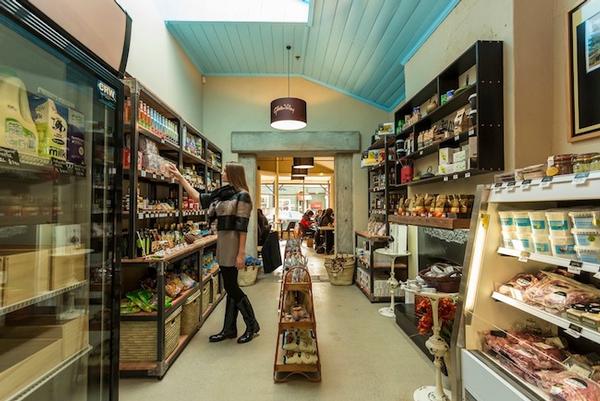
[273,239,321,382]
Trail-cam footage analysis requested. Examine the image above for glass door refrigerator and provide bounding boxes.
[0,1,129,400]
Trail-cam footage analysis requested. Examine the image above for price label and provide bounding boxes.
[454,135,460,141]
[507,181,517,191]
[465,172,471,178]
[138,213,143,220]
[568,260,583,275]
[540,176,553,188]
[521,179,532,190]
[494,182,504,192]
[594,272,600,280]
[468,128,475,136]
[573,172,590,186]
[160,175,165,181]
[443,176,449,182]
[518,251,530,262]
[565,324,582,339]
[51,158,71,175]
[419,150,423,155]
[453,174,459,180]
[140,171,146,177]
[0,147,20,166]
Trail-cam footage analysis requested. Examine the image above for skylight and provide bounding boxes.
[153,0,310,23]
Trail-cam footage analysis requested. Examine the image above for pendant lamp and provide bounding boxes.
[293,157,314,169]
[291,166,308,177]
[271,45,307,130]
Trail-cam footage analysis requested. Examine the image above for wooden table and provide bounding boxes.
[318,226,334,231]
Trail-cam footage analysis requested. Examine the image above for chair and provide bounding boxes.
[283,221,296,240]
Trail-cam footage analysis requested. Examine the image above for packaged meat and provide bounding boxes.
[524,272,600,314]
[499,273,542,300]
[541,371,600,401]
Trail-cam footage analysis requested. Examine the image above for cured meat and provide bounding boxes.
[499,273,541,298]
[484,332,565,372]
[524,272,600,314]
[536,370,600,401]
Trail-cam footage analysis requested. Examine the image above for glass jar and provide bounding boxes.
[591,154,600,172]
[549,154,573,176]
[573,154,595,173]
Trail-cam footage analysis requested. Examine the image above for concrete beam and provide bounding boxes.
[231,131,361,154]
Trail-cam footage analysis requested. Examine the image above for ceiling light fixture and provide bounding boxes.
[270,45,307,130]
[293,157,314,169]
[291,166,308,177]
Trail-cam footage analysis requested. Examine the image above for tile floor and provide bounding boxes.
[119,246,433,401]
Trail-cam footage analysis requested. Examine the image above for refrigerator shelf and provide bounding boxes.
[0,281,88,317]
[497,247,600,274]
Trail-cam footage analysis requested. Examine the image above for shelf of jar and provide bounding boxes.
[137,124,179,152]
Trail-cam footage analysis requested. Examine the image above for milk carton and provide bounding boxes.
[35,99,67,160]
[0,72,38,156]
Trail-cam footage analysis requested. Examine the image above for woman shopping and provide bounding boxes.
[167,162,260,344]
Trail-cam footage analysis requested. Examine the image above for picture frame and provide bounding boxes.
[569,0,600,142]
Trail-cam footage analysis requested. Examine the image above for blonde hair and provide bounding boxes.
[225,162,249,192]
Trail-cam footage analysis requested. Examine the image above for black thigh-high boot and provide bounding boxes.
[236,295,260,344]
[209,295,238,342]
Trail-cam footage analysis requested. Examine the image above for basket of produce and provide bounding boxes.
[181,289,201,335]
[324,254,355,286]
[238,256,262,287]
[419,262,463,293]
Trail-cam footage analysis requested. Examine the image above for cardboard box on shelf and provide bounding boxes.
[0,337,62,400]
[438,164,455,175]
[438,148,457,165]
[453,159,469,172]
[453,150,467,163]
[468,136,478,159]
[0,249,51,307]
[50,247,86,289]
[2,314,88,360]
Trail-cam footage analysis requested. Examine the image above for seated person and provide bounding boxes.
[299,210,316,237]
[316,208,335,254]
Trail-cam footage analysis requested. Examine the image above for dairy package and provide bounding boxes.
[0,72,38,156]
[34,99,67,160]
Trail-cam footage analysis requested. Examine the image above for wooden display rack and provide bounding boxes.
[274,242,321,383]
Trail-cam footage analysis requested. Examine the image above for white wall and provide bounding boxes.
[117,0,205,131]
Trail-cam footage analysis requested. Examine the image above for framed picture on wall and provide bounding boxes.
[569,0,600,142]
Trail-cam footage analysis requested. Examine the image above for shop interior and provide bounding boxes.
[2,0,600,401]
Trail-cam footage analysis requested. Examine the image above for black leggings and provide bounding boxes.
[220,266,246,303]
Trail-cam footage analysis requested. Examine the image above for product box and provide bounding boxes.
[438,147,457,165]
[468,136,478,159]
[453,159,469,172]
[50,246,86,289]
[438,164,455,175]
[453,150,467,163]
[67,108,85,166]
[0,337,62,400]
[0,249,51,307]
[2,314,88,360]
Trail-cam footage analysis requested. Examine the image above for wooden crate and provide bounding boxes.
[50,248,86,289]
[2,314,88,360]
[0,249,50,307]
[0,337,63,400]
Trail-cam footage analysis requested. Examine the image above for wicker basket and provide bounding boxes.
[120,307,182,362]
[238,265,260,287]
[201,284,210,315]
[419,267,462,293]
[324,254,355,286]
[181,289,201,335]
[211,275,220,303]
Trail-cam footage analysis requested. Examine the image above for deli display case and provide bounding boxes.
[458,172,600,401]
[0,1,128,400]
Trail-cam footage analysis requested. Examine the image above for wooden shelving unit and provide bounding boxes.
[393,40,504,186]
[388,215,471,230]
[274,242,321,383]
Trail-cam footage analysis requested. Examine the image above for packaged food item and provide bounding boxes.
[498,211,515,232]
[572,229,600,248]
[533,234,552,255]
[566,304,588,323]
[575,246,600,264]
[0,71,39,156]
[499,273,542,299]
[529,211,549,235]
[513,211,533,234]
[439,147,457,164]
[546,210,571,235]
[573,153,598,173]
[546,154,573,176]
[569,210,600,230]
[502,230,517,249]
[515,232,534,252]
[524,272,600,314]
[34,98,67,160]
[549,235,577,259]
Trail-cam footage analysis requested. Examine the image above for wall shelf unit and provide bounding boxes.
[393,41,504,187]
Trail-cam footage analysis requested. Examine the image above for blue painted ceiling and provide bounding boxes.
[166,0,459,111]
